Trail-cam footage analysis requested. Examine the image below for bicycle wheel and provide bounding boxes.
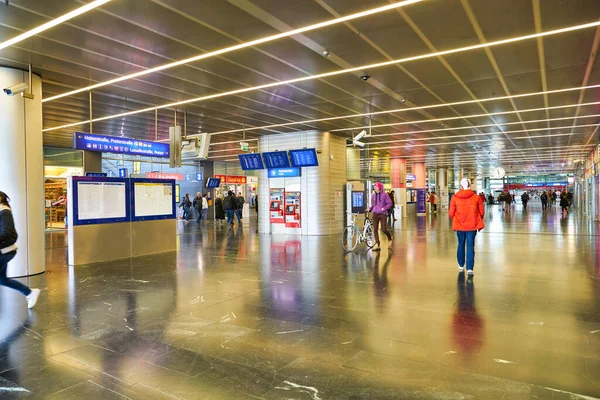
[364,223,375,249]
[342,226,360,251]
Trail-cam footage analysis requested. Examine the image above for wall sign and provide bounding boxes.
[268,168,301,178]
[417,188,427,214]
[146,172,184,181]
[196,172,203,182]
[213,174,247,184]
[119,168,127,178]
[73,132,170,158]
[86,172,107,177]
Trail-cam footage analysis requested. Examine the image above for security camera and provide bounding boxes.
[354,130,367,141]
[360,75,370,81]
[3,82,28,96]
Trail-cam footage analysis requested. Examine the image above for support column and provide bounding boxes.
[0,67,45,277]
[413,162,426,189]
[391,159,407,218]
[437,168,449,211]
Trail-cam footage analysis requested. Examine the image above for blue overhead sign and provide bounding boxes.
[268,168,301,178]
[119,168,127,178]
[238,154,265,170]
[73,132,170,158]
[85,172,107,177]
[196,172,203,182]
[263,151,290,169]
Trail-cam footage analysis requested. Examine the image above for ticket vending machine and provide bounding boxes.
[270,188,285,223]
[284,192,301,228]
[345,182,367,226]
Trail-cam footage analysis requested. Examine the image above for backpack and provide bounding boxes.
[223,196,232,210]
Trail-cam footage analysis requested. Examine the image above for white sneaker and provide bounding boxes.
[458,266,464,272]
[467,270,474,276]
[26,288,41,309]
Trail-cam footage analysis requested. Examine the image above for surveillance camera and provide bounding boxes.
[360,75,370,81]
[3,82,28,96]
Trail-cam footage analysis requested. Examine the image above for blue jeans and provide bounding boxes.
[0,251,31,296]
[183,206,191,220]
[201,209,208,221]
[457,231,477,271]
[196,208,202,224]
[226,210,235,225]
[236,209,242,222]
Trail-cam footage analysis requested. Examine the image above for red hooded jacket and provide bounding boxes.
[448,190,485,231]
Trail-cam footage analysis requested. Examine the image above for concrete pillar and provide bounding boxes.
[448,169,455,191]
[0,67,45,277]
[390,159,407,218]
[437,168,447,192]
[413,162,426,188]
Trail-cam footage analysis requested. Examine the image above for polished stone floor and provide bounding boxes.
[1,203,600,399]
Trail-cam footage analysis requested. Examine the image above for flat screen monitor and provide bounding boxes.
[206,178,221,188]
[289,148,319,167]
[351,191,366,214]
[238,153,265,170]
[262,151,290,169]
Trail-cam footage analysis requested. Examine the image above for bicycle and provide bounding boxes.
[342,212,375,251]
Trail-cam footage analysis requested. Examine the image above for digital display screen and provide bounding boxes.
[351,191,366,214]
[289,148,319,167]
[206,178,221,188]
[238,154,265,170]
[73,132,170,158]
[262,151,290,169]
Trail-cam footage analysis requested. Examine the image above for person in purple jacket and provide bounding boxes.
[367,182,393,250]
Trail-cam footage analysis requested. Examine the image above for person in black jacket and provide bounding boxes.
[0,191,40,309]
[223,191,237,226]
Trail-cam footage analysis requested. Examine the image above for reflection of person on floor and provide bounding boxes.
[373,251,392,311]
[452,273,484,361]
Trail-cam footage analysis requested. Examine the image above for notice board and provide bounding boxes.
[131,179,176,221]
[71,177,130,225]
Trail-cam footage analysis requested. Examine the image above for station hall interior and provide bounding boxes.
[1,0,600,399]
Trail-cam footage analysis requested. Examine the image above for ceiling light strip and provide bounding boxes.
[204,85,600,137]
[0,0,112,50]
[331,102,600,133]
[42,21,600,133]
[360,114,600,141]
[41,0,423,103]
[361,120,600,145]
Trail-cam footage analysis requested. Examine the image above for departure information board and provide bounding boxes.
[238,154,265,170]
[289,148,319,167]
[262,151,290,169]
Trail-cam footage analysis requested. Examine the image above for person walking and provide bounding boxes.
[567,191,573,210]
[223,191,237,226]
[201,194,209,224]
[367,182,393,251]
[193,192,203,225]
[560,191,569,216]
[179,194,192,221]
[387,190,397,223]
[236,192,245,223]
[540,191,548,210]
[215,195,225,225]
[429,191,439,213]
[448,179,484,276]
[0,191,41,309]
[255,194,259,217]
[521,191,530,211]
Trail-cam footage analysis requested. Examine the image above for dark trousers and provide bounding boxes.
[457,231,477,271]
[523,201,528,210]
[226,210,235,225]
[372,212,392,244]
[236,209,242,222]
[0,251,31,296]
[196,208,202,224]
[432,204,437,212]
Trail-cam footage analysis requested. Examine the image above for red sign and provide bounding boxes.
[145,172,184,180]
[214,175,247,184]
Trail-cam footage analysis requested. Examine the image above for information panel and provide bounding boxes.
[239,154,265,170]
[289,148,319,167]
[132,179,176,221]
[351,191,366,214]
[73,132,170,158]
[263,151,290,169]
[72,177,130,225]
[268,168,301,178]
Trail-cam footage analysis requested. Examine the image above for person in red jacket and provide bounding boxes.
[448,178,485,276]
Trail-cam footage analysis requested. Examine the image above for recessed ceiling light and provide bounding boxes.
[322,50,330,57]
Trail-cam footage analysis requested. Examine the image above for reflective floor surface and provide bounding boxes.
[1,203,600,399]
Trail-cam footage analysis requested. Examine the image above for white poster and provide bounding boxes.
[134,182,173,217]
[77,181,126,220]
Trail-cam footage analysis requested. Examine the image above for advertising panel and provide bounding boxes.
[417,188,427,214]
